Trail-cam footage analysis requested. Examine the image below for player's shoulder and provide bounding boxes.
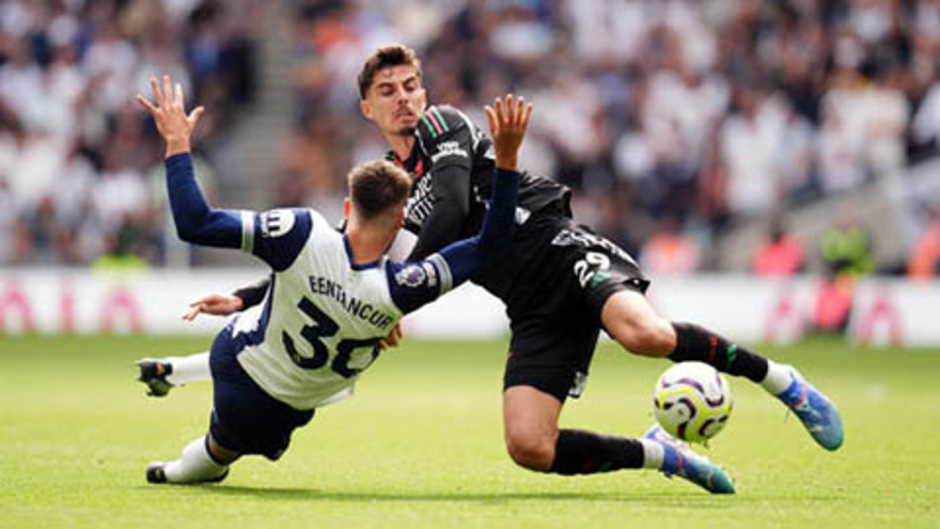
[416,104,483,164]
[256,207,335,250]
[289,208,348,263]
[257,207,316,232]
[250,207,320,272]
[303,208,348,245]
[305,207,330,228]
[417,104,475,142]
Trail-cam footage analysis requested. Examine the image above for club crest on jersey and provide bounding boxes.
[260,210,295,238]
[395,264,431,288]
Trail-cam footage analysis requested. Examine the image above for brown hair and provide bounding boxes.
[348,160,412,220]
[357,45,422,100]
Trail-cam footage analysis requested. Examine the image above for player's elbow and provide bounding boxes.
[174,220,203,244]
[172,208,219,244]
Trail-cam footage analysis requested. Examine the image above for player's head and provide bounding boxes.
[358,45,427,137]
[345,159,412,229]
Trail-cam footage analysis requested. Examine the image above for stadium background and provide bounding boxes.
[1,0,939,343]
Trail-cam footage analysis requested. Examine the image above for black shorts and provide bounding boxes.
[480,211,649,403]
[208,325,315,461]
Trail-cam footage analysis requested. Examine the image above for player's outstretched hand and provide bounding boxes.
[485,94,533,171]
[182,294,244,321]
[136,75,204,157]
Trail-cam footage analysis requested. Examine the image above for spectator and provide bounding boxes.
[907,209,940,280]
[821,216,875,278]
[640,216,700,276]
[0,0,260,266]
[5,0,940,272]
[753,217,805,277]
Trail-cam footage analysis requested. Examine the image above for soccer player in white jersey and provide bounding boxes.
[135,76,528,484]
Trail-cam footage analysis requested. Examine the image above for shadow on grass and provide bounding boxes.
[204,487,706,504]
[135,484,841,506]
[135,483,845,506]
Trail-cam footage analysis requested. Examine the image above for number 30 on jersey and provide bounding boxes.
[282,297,381,379]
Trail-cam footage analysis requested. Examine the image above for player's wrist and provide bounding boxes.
[165,138,192,158]
[495,156,518,171]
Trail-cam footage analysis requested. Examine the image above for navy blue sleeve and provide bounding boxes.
[387,167,520,314]
[385,257,453,314]
[165,153,312,271]
[437,168,519,282]
[165,153,243,248]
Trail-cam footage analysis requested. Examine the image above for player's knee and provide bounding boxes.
[207,435,240,465]
[602,292,675,357]
[504,430,555,471]
[615,316,675,357]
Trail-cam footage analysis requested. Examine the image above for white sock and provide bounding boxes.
[162,436,229,484]
[164,352,211,385]
[639,438,665,470]
[760,361,794,395]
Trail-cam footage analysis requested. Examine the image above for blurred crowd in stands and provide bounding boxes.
[0,0,258,266]
[2,0,940,281]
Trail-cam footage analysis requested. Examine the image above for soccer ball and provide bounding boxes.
[653,362,733,444]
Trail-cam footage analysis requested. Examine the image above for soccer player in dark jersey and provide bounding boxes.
[142,45,843,492]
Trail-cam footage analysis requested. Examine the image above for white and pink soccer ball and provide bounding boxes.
[653,362,733,444]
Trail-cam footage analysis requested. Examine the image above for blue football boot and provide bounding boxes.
[776,368,844,451]
[644,424,735,494]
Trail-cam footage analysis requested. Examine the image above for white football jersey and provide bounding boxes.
[230,208,451,410]
[163,151,517,411]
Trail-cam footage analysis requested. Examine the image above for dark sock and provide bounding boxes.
[549,429,644,475]
[669,322,769,383]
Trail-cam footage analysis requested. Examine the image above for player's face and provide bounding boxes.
[361,65,427,137]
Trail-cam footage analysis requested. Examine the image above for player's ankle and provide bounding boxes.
[760,361,794,395]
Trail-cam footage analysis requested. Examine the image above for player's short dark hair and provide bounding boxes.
[358,45,422,100]
[348,160,412,220]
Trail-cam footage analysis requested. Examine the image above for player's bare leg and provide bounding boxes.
[599,290,675,358]
[601,290,844,451]
[503,386,562,471]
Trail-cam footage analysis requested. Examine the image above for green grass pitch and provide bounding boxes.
[1,334,938,528]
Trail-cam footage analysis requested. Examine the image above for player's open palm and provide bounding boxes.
[136,75,204,156]
[485,94,533,171]
[181,294,244,321]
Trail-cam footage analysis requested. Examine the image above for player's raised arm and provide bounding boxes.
[476,94,531,251]
[138,76,310,271]
[137,75,243,249]
[387,95,531,314]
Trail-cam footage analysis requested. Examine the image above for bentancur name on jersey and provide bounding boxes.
[307,274,396,331]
